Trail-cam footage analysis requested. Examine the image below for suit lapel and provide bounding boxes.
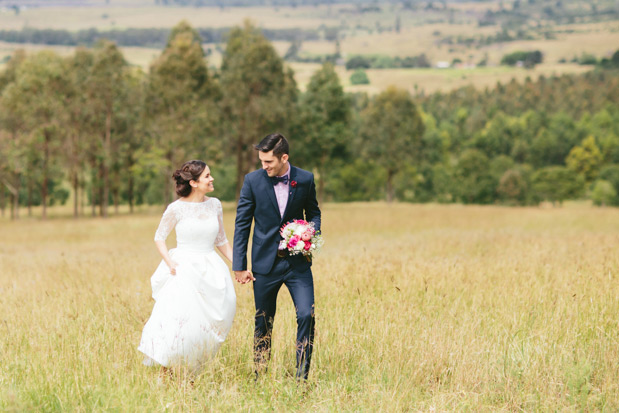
[262,169,280,214]
[281,165,297,223]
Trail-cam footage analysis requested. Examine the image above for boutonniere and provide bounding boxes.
[290,180,297,188]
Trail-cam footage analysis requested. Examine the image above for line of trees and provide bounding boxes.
[500,50,543,68]
[417,71,619,206]
[1,21,618,220]
[345,54,432,70]
[0,26,324,49]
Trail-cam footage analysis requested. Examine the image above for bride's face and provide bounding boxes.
[191,166,214,194]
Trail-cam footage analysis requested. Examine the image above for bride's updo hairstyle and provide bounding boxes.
[173,160,207,197]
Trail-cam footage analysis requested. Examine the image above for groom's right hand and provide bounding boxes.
[234,270,255,284]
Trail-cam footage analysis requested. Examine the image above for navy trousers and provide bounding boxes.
[253,256,315,380]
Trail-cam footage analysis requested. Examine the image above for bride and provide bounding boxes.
[138,160,238,372]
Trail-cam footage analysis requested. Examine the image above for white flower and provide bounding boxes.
[295,241,305,251]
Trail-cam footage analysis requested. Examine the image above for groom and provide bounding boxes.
[233,133,321,380]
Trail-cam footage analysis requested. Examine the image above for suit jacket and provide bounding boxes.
[233,164,321,275]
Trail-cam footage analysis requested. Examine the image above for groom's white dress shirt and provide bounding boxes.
[273,165,290,218]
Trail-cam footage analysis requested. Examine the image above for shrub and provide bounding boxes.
[501,50,543,67]
[591,180,617,206]
[579,53,597,65]
[350,69,370,85]
[346,55,372,70]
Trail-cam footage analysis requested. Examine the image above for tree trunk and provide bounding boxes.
[386,169,395,203]
[71,131,80,219]
[27,179,33,217]
[89,164,95,216]
[0,187,4,217]
[4,175,19,220]
[91,177,97,217]
[73,171,79,219]
[80,172,86,217]
[128,174,134,214]
[12,192,19,220]
[114,189,119,215]
[99,162,105,217]
[13,174,20,219]
[102,110,112,218]
[42,129,51,220]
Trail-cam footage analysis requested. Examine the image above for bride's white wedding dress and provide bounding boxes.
[138,197,236,371]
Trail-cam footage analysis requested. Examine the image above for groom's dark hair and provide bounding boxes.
[255,133,289,159]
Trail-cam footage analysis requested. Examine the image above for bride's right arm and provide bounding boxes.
[155,240,178,275]
[154,204,179,275]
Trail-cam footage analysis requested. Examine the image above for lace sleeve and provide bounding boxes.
[214,199,228,247]
[154,203,178,241]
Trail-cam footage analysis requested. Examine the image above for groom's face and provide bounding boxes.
[259,150,289,177]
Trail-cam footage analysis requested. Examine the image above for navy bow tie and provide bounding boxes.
[272,175,289,185]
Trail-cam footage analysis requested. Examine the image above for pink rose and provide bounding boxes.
[288,235,300,248]
[301,232,312,241]
[304,242,311,251]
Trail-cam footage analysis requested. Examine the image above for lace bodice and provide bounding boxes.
[154,197,228,252]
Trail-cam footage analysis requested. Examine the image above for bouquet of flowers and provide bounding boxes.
[279,219,323,260]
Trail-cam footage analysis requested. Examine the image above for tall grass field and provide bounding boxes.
[1,202,618,410]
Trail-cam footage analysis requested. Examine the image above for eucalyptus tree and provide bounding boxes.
[86,40,127,218]
[0,50,26,219]
[566,135,603,184]
[220,20,298,197]
[65,48,95,218]
[297,62,352,203]
[1,50,69,219]
[145,21,219,204]
[113,67,145,213]
[360,86,425,203]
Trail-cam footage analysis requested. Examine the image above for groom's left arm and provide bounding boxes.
[304,174,321,233]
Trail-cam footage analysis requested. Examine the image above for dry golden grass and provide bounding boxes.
[1,202,618,410]
[290,62,592,94]
[484,23,619,64]
[0,41,161,71]
[0,5,340,31]
[297,22,619,65]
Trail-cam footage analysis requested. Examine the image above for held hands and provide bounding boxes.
[234,270,255,284]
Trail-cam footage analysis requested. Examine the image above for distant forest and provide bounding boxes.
[0,27,322,48]
[1,22,619,219]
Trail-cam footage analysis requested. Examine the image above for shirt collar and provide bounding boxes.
[276,163,291,179]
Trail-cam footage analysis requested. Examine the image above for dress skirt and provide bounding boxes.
[138,247,236,371]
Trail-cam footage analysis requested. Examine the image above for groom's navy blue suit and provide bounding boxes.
[233,164,321,379]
